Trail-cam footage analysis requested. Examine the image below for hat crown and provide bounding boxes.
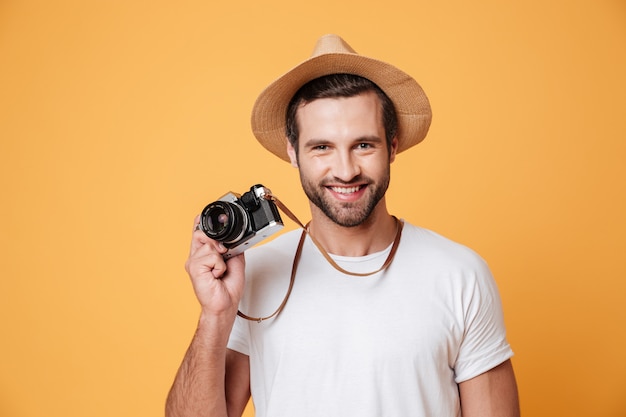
[311,34,357,57]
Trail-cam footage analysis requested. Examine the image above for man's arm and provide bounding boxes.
[165,218,250,417]
[165,315,251,417]
[458,359,520,417]
[225,349,251,416]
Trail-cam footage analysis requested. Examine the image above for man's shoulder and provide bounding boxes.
[400,221,489,270]
[246,228,303,259]
[242,228,303,285]
[400,221,468,249]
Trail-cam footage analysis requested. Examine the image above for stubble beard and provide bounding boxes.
[299,167,391,227]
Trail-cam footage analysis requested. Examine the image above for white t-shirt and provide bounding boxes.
[228,222,513,417]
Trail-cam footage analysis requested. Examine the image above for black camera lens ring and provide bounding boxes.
[199,201,249,244]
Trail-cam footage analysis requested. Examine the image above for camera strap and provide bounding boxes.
[236,194,403,323]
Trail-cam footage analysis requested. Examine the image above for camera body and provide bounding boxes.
[199,184,284,259]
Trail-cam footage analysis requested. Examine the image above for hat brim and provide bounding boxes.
[251,51,432,162]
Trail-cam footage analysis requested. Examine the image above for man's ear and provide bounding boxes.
[389,137,399,163]
[286,141,299,168]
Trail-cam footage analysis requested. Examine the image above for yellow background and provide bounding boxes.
[1,1,625,416]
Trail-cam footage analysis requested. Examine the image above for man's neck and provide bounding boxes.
[307,204,398,257]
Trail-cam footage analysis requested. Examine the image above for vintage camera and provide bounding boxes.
[199,184,284,259]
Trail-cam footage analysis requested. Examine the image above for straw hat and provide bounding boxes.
[250,34,432,162]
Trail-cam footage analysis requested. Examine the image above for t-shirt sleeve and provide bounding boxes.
[453,260,514,383]
[227,315,250,356]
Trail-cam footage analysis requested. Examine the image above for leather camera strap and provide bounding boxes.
[236,194,403,322]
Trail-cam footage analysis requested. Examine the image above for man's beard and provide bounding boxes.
[299,168,391,227]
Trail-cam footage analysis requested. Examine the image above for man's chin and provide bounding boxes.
[323,207,370,228]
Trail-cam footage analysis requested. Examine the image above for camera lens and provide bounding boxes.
[200,201,248,244]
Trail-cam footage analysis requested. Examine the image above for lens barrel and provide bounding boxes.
[200,201,249,244]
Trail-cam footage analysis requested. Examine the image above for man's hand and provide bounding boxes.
[185,215,246,318]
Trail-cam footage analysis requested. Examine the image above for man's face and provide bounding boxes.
[287,91,398,227]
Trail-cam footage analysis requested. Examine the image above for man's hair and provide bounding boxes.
[285,74,398,153]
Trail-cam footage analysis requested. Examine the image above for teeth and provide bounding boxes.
[331,186,361,194]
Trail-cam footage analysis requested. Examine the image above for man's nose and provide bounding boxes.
[332,151,361,181]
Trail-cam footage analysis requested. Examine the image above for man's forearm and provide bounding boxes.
[165,313,234,417]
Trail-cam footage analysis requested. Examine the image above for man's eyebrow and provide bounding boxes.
[303,136,384,147]
[302,138,332,147]
[354,135,384,143]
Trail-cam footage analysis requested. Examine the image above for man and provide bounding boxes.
[166,34,519,417]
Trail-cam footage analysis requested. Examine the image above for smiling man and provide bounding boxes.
[166,35,520,417]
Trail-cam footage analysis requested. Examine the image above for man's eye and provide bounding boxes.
[357,143,373,149]
[313,145,329,151]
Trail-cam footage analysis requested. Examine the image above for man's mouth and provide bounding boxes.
[329,185,364,194]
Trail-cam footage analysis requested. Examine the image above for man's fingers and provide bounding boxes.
[189,215,228,256]
[192,215,201,232]
[186,244,227,278]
